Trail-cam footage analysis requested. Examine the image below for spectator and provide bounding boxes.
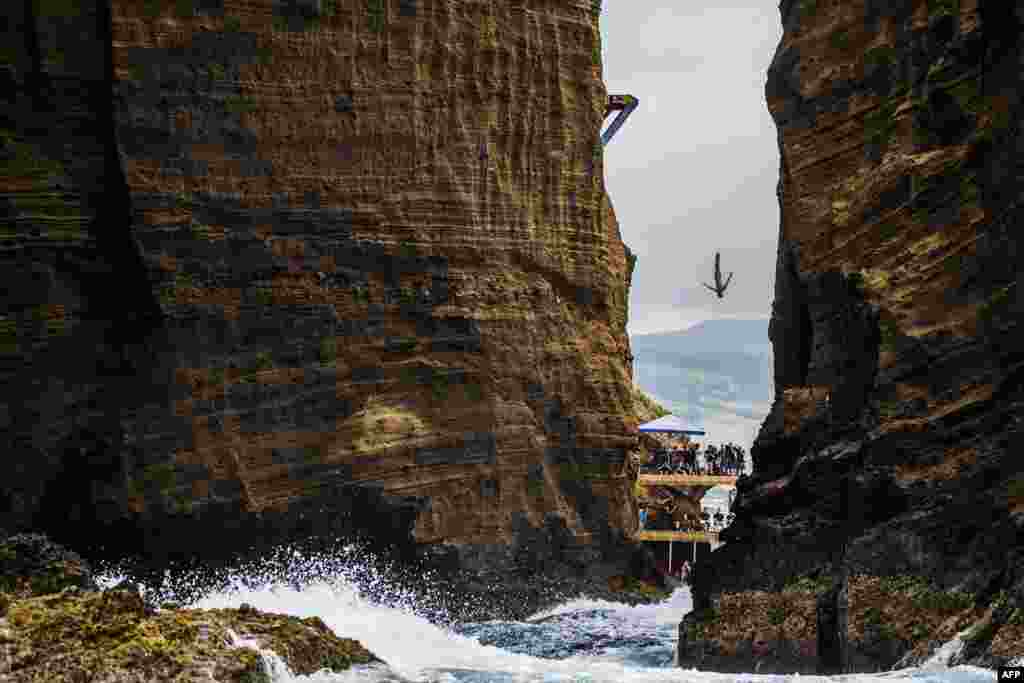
[681,560,691,583]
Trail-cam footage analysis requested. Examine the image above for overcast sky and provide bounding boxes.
[599,3,785,336]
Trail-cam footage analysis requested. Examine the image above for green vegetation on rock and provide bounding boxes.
[255,46,274,65]
[878,224,900,242]
[978,284,1014,326]
[767,603,788,626]
[848,270,865,295]
[960,174,980,205]
[526,476,544,498]
[239,351,274,383]
[191,221,212,241]
[879,317,900,350]
[175,0,194,19]
[4,590,377,681]
[351,286,369,304]
[464,383,482,402]
[830,30,851,51]
[1007,475,1024,508]
[559,462,612,482]
[142,0,161,18]
[685,607,720,640]
[964,616,998,643]
[948,78,984,115]
[0,317,16,354]
[254,286,273,306]
[397,240,416,259]
[621,576,670,601]
[862,605,900,641]
[224,15,241,32]
[784,574,833,595]
[35,0,81,17]
[877,574,974,613]
[865,46,896,72]
[319,337,338,365]
[368,0,384,33]
[389,336,417,352]
[865,100,900,152]
[430,372,449,400]
[0,129,65,180]
[878,399,902,418]
[927,0,958,18]
[138,463,177,495]
[225,95,257,115]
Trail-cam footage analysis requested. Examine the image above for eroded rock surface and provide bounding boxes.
[684,0,1024,673]
[0,0,647,610]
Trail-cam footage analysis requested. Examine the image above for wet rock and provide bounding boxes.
[0,533,98,599]
[0,589,382,682]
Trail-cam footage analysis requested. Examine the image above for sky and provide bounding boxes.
[598,3,786,336]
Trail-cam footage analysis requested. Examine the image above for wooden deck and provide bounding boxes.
[635,530,721,543]
[638,473,738,487]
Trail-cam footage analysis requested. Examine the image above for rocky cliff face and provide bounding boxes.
[0,0,645,611]
[684,0,1024,672]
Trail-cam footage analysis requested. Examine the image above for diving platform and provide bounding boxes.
[638,474,737,487]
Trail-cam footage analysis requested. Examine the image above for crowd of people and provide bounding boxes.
[640,441,746,476]
[638,502,735,533]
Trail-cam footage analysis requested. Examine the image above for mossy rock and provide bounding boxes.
[865,46,897,71]
[209,606,380,674]
[926,0,958,18]
[830,30,851,50]
[5,592,380,682]
[978,284,1014,327]
[865,101,900,150]
[0,533,98,599]
[964,616,998,643]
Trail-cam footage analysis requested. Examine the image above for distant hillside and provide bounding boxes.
[630,318,771,358]
[629,318,773,449]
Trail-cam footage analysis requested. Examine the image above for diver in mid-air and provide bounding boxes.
[702,251,733,298]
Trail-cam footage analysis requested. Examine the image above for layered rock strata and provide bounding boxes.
[0,0,646,614]
[683,0,1024,673]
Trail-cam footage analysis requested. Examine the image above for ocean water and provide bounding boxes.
[95,547,1007,683]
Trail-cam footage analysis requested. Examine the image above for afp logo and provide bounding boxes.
[998,667,1024,680]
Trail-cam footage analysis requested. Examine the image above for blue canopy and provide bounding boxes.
[638,414,705,435]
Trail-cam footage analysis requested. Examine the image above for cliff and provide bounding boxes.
[682,0,1024,673]
[0,0,648,617]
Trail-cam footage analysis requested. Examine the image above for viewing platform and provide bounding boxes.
[635,529,720,544]
[638,473,737,487]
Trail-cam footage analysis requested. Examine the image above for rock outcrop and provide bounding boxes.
[682,0,1024,673]
[0,0,646,616]
[0,532,385,682]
